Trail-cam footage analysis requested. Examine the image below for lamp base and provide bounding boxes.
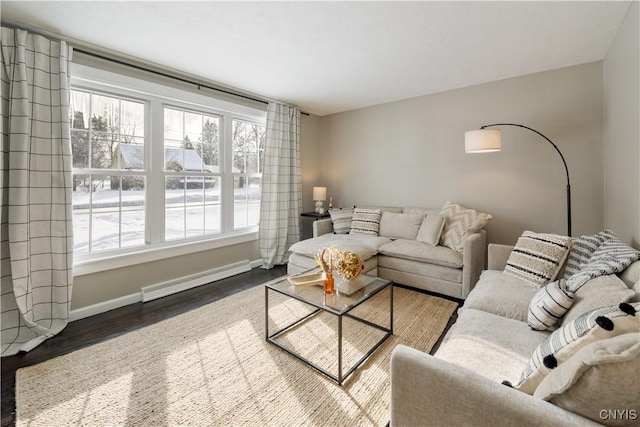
[315,200,324,214]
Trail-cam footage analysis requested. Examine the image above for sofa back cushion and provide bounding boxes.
[358,205,402,214]
[402,207,439,217]
[619,260,640,288]
[379,212,423,240]
[560,275,635,326]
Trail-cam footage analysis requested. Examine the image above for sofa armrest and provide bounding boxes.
[391,345,599,427]
[488,243,515,271]
[313,218,334,237]
[461,230,486,298]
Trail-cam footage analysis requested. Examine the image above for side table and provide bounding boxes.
[301,211,330,220]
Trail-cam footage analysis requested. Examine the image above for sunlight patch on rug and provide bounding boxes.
[16,285,457,426]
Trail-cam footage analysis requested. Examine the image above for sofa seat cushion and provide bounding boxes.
[462,270,538,322]
[378,256,463,284]
[435,308,550,383]
[288,233,391,261]
[288,253,378,275]
[378,239,463,269]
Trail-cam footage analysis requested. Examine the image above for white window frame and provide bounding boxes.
[71,63,267,276]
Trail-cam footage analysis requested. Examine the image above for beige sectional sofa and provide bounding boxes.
[287,205,489,299]
[391,242,640,426]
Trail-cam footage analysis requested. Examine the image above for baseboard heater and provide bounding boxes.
[140,260,251,302]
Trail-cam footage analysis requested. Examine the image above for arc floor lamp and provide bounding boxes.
[465,123,572,236]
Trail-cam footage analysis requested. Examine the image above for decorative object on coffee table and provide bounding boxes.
[315,247,335,294]
[465,123,572,236]
[315,246,365,295]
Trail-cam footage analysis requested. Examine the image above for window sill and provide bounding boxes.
[73,229,258,277]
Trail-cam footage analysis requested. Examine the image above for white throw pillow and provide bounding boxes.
[439,201,492,252]
[416,214,446,246]
[534,333,640,426]
[528,279,575,331]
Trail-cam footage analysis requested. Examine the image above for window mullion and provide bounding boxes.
[148,98,164,245]
[221,114,234,233]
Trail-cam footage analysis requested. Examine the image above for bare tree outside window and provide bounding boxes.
[232,119,264,229]
[70,90,146,254]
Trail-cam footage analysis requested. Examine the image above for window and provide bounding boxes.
[163,107,222,240]
[232,119,265,229]
[69,64,266,268]
[70,90,146,254]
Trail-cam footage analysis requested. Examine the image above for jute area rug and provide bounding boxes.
[16,281,457,426]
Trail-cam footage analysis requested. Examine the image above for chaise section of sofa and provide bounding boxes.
[287,205,488,299]
[391,239,640,426]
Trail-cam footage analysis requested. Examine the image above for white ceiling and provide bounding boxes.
[1,1,631,116]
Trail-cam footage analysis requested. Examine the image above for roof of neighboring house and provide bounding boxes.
[118,144,230,172]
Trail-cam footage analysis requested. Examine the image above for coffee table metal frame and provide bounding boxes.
[265,272,393,385]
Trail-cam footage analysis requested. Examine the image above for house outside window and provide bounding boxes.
[70,90,146,254]
[69,63,266,273]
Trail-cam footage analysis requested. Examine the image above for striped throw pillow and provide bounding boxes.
[563,229,617,279]
[328,208,354,234]
[527,279,575,331]
[566,237,640,292]
[350,208,381,235]
[514,302,639,395]
[504,231,571,288]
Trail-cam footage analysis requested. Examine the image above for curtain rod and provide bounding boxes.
[2,20,309,116]
[75,48,309,115]
[75,48,266,104]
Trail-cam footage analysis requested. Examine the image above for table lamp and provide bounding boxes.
[313,186,327,214]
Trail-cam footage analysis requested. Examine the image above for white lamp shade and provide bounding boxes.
[465,129,502,153]
[313,186,327,201]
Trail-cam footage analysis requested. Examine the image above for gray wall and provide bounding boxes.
[604,2,639,249]
[72,241,259,308]
[318,62,605,245]
[299,113,324,239]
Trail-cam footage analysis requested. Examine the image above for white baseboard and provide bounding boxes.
[69,293,141,322]
[250,258,264,269]
[69,259,263,322]
[140,260,251,302]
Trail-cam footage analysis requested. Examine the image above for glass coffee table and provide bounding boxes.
[265,270,393,385]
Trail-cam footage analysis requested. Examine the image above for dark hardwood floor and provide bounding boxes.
[0,265,287,427]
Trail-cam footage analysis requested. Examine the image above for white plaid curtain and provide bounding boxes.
[259,103,301,268]
[1,27,74,356]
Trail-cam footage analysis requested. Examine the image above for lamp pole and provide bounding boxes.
[480,123,572,236]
